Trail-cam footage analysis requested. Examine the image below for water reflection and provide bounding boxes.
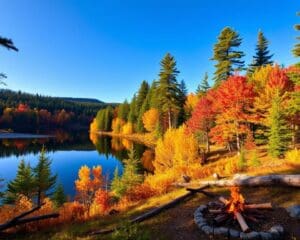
[0,131,155,198]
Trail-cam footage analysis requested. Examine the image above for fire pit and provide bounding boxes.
[194,187,285,239]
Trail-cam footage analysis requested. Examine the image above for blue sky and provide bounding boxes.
[0,0,299,103]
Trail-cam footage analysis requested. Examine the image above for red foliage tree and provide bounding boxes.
[186,94,215,152]
[210,75,255,153]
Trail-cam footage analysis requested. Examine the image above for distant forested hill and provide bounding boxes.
[0,89,116,132]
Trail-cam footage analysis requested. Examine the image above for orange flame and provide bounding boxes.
[227,187,245,214]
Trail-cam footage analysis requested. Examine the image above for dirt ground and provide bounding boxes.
[141,187,300,240]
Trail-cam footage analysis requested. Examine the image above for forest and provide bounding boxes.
[0,8,299,240]
[0,89,115,132]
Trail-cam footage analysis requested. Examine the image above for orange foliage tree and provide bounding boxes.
[75,165,103,213]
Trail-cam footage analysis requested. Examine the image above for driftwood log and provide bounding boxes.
[200,174,300,187]
[0,203,59,232]
[89,185,211,235]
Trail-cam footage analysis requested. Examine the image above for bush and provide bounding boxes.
[286,149,300,163]
[249,150,261,167]
[111,221,150,240]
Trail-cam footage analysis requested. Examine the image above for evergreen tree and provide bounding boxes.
[157,53,181,129]
[33,147,57,205]
[52,183,67,208]
[5,160,34,203]
[211,27,245,86]
[110,167,124,199]
[128,94,137,123]
[136,81,149,115]
[268,92,291,158]
[248,31,273,73]
[196,72,210,95]
[178,80,187,125]
[148,80,159,108]
[111,149,142,198]
[292,12,300,57]
[104,106,113,131]
[118,100,130,121]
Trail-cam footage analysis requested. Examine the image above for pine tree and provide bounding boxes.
[128,94,137,123]
[211,27,245,86]
[178,80,187,125]
[104,106,113,131]
[248,31,273,73]
[267,92,291,158]
[196,72,210,95]
[136,81,149,115]
[292,12,300,57]
[157,53,181,129]
[118,100,130,121]
[110,167,124,198]
[5,160,34,203]
[33,147,57,205]
[52,183,67,208]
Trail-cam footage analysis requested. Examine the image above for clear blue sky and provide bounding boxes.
[0,0,299,103]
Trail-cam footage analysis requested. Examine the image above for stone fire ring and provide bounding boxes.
[194,204,285,240]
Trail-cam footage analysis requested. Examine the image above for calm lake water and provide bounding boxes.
[0,131,154,199]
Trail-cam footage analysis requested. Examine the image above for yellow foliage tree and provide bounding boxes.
[184,93,199,117]
[75,165,103,212]
[89,118,98,133]
[112,118,125,133]
[142,108,159,132]
[153,125,198,174]
[122,122,134,134]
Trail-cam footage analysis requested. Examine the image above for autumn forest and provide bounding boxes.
[0,3,300,240]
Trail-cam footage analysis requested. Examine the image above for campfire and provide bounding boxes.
[209,187,273,232]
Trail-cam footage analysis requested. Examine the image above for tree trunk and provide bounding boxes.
[168,109,172,129]
[206,130,210,153]
[236,121,240,155]
[200,174,300,187]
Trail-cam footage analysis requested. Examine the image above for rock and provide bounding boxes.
[197,205,207,212]
[286,205,300,219]
[259,232,273,240]
[229,228,240,239]
[269,225,284,238]
[213,227,228,235]
[201,225,213,235]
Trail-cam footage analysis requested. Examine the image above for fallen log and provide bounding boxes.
[89,185,210,235]
[234,212,250,232]
[200,174,300,187]
[244,203,272,209]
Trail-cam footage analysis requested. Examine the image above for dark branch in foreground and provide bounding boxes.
[89,185,211,236]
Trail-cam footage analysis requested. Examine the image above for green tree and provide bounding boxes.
[33,147,57,205]
[157,53,181,129]
[118,100,130,121]
[268,92,291,158]
[5,160,34,203]
[248,30,273,73]
[178,80,187,125]
[211,27,245,86]
[111,149,142,198]
[104,106,113,131]
[196,72,210,95]
[136,81,149,115]
[52,183,67,208]
[128,94,137,123]
[292,12,300,57]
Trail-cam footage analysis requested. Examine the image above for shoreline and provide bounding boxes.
[0,132,54,139]
[95,131,156,148]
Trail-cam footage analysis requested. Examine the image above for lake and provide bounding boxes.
[0,131,154,199]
